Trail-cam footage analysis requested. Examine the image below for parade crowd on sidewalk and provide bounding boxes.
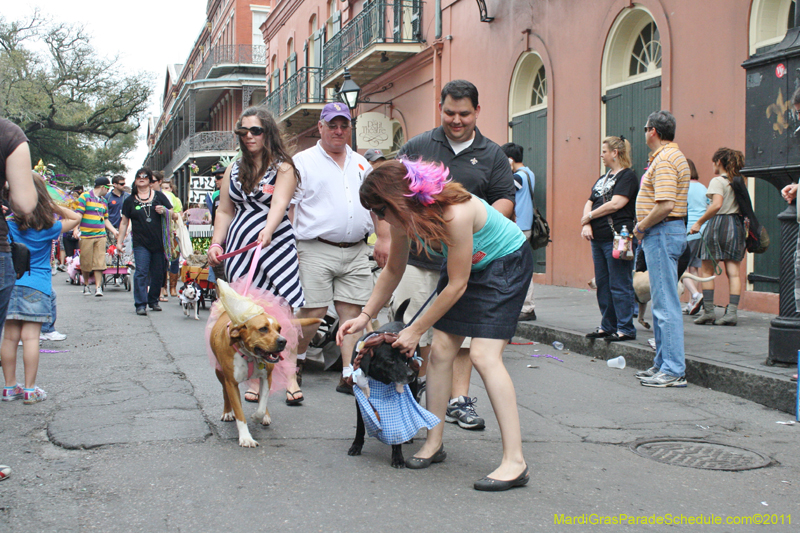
[2,80,799,490]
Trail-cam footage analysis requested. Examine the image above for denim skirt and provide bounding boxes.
[6,286,52,323]
[434,243,534,339]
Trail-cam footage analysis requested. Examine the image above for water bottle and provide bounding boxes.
[620,225,629,239]
[552,341,564,350]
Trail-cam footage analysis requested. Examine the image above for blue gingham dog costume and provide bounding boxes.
[353,381,440,445]
[347,331,440,445]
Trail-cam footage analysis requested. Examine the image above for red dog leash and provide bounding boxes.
[215,241,260,261]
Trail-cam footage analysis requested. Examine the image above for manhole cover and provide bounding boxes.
[630,438,774,471]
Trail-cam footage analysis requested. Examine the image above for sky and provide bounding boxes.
[3,2,209,179]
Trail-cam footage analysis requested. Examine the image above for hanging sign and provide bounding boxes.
[776,63,787,78]
[356,112,392,151]
[189,175,214,205]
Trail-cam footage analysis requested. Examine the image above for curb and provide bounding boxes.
[515,322,798,415]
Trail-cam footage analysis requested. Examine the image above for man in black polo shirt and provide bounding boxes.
[394,79,515,431]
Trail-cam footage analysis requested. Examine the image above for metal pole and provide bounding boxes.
[436,0,442,40]
[768,202,800,364]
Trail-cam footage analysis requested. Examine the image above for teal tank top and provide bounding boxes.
[420,197,526,271]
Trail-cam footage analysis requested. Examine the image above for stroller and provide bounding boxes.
[101,244,132,291]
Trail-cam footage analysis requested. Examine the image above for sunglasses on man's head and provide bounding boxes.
[371,205,387,219]
[235,126,265,137]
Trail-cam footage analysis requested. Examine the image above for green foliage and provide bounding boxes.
[0,12,153,184]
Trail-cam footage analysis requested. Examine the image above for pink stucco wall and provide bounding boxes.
[264,0,779,313]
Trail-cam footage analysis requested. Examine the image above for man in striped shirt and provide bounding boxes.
[633,111,691,388]
[73,177,118,296]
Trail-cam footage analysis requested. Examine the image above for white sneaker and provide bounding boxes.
[40,331,67,341]
[95,287,103,297]
[82,286,92,295]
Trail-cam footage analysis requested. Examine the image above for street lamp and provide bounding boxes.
[337,67,361,149]
[338,67,361,110]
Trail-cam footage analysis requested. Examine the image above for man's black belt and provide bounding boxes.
[316,237,362,248]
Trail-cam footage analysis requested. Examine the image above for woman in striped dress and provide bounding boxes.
[207,106,305,404]
[688,148,746,326]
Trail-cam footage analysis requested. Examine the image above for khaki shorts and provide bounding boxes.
[79,237,107,272]
[297,239,373,308]
[391,264,470,349]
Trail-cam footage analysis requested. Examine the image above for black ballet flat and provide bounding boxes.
[474,467,530,492]
[586,328,612,339]
[405,444,446,469]
[605,333,636,342]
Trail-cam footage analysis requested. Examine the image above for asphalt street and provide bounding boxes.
[0,271,798,532]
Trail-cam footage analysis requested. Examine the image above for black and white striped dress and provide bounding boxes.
[224,160,304,309]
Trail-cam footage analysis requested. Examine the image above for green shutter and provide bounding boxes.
[604,76,661,176]
[512,109,548,273]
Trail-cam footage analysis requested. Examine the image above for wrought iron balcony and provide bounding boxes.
[196,44,267,80]
[266,67,327,134]
[163,131,238,177]
[322,0,424,88]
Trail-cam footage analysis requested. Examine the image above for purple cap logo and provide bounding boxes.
[320,102,352,122]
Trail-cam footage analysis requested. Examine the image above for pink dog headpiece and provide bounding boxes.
[400,158,450,206]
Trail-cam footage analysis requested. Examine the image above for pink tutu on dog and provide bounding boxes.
[205,277,300,394]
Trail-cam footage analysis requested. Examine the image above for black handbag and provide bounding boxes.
[9,239,30,280]
[731,176,769,254]
[525,173,551,250]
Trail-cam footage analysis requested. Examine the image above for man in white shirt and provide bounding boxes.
[292,103,377,394]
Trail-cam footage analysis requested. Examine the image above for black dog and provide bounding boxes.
[347,299,422,468]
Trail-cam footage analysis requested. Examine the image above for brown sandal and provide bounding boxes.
[285,389,304,406]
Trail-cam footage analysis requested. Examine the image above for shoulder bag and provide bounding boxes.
[8,234,30,280]
[526,175,551,250]
[731,176,769,254]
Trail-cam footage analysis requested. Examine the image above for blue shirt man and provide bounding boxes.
[104,175,129,229]
[501,142,537,321]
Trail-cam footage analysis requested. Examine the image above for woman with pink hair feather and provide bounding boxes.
[338,158,533,492]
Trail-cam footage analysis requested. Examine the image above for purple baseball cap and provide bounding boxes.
[320,102,352,122]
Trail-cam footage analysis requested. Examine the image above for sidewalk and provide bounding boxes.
[516,284,799,414]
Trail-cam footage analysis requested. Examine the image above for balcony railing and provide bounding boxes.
[196,44,267,80]
[323,0,422,75]
[164,131,238,177]
[266,67,325,117]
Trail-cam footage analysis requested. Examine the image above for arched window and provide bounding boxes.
[750,0,797,55]
[629,22,661,77]
[510,53,547,116]
[604,7,662,88]
[391,122,405,155]
[530,65,547,108]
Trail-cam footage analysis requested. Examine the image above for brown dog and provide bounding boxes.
[632,271,715,329]
[209,309,319,447]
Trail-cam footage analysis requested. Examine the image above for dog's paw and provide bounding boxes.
[239,436,259,448]
[253,411,271,426]
[194,315,199,320]
[221,411,235,422]
[347,444,363,456]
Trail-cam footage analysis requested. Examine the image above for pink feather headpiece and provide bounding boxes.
[400,158,451,206]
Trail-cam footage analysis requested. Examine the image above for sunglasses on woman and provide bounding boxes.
[235,126,265,137]
[371,205,387,219]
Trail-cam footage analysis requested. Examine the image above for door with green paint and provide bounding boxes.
[512,109,547,273]
[604,76,661,177]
